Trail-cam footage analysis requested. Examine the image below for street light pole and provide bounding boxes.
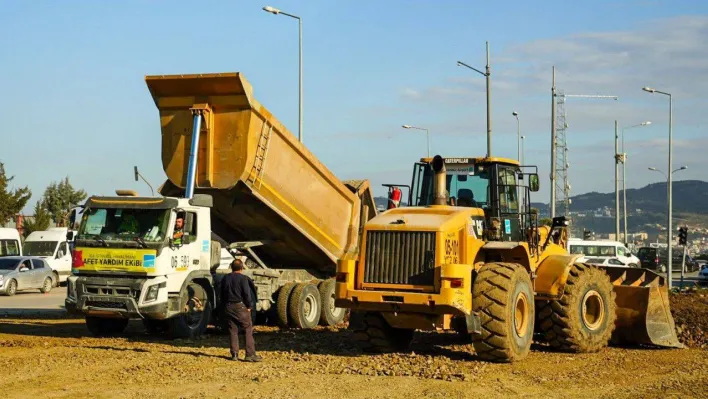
[621,121,651,245]
[520,135,526,166]
[457,41,492,157]
[402,125,430,157]
[263,5,303,142]
[615,120,620,241]
[551,66,557,219]
[643,86,673,288]
[513,111,520,162]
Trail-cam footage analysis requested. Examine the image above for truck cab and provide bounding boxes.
[65,192,220,338]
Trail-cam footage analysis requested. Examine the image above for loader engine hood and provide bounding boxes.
[365,206,483,232]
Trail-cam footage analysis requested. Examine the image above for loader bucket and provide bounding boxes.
[602,266,683,348]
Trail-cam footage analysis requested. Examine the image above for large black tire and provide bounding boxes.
[472,262,535,363]
[349,311,414,353]
[86,316,129,336]
[3,279,17,296]
[143,319,169,334]
[537,263,617,353]
[167,282,212,339]
[318,279,346,326]
[288,283,321,329]
[276,283,297,328]
[40,277,53,294]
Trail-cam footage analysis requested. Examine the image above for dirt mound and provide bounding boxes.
[670,289,708,348]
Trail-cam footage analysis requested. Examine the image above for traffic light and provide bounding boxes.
[678,227,688,246]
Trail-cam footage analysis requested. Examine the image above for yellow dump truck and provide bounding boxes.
[66,72,376,337]
[335,155,681,362]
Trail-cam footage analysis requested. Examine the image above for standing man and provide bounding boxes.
[221,259,262,362]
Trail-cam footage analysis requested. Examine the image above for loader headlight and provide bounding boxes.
[145,285,160,303]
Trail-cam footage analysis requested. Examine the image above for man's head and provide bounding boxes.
[175,217,184,230]
[231,258,244,272]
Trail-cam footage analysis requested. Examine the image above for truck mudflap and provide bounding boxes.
[601,266,683,348]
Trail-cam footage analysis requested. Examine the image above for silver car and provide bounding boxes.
[0,256,55,296]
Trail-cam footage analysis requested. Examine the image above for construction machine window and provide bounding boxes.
[445,171,490,208]
[497,167,519,213]
[77,207,171,245]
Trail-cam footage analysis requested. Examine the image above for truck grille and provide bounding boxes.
[85,300,127,310]
[363,231,436,286]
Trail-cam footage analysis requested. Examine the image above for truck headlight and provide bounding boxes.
[145,285,160,303]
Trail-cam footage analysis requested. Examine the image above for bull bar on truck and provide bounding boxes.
[65,276,170,319]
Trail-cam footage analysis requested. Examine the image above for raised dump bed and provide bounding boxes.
[146,73,376,276]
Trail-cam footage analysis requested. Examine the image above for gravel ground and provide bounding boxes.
[0,291,706,398]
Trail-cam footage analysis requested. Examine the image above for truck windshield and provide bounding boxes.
[77,207,170,244]
[23,241,57,257]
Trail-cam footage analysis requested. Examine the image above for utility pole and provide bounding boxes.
[614,120,620,241]
[485,41,492,158]
[550,67,556,219]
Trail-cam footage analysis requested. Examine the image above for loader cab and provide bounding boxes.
[409,157,539,242]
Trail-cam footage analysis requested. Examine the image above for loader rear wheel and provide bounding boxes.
[349,311,414,353]
[538,263,616,353]
[472,262,534,363]
[276,283,297,328]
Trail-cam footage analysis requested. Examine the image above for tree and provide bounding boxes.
[22,199,51,237]
[43,177,87,227]
[539,218,553,227]
[0,162,31,226]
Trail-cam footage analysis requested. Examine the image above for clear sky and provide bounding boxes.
[1,0,707,212]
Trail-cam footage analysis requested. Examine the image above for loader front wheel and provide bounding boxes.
[349,312,414,353]
[538,263,616,353]
[472,262,534,363]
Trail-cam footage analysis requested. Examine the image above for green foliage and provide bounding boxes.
[539,218,553,227]
[22,199,51,237]
[43,177,87,226]
[0,162,31,226]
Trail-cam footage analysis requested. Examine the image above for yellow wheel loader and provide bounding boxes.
[335,155,681,362]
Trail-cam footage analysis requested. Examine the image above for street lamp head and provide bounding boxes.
[642,87,656,93]
[402,124,412,129]
[642,121,651,126]
[512,111,518,116]
[680,166,688,170]
[648,167,658,171]
[456,61,462,67]
[520,135,526,139]
[263,5,281,14]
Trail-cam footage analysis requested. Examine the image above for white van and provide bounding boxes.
[0,228,22,257]
[22,228,72,285]
[567,239,640,267]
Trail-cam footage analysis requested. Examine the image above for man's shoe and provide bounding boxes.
[243,354,263,362]
[229,355,239,361]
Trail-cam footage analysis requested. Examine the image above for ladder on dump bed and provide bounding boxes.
[248,122,273,190]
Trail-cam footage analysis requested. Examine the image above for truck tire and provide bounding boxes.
[288,283,321,329]
[318,279,346,326]
[276,283,297,328]
[86,316,129,336]
[167,282,212,339]
[349,311,414,353]
[472,262,534,363]
[537,263,616,353]
[143,319,169,334]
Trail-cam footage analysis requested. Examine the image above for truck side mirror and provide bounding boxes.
[66,231,75,241]
[185,213,194,234]
[529,174,540,192]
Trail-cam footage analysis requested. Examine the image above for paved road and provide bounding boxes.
[0,288,67,317]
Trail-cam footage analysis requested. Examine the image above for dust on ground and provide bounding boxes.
[0,291,706,399]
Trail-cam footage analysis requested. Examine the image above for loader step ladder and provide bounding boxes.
[249,121,273,189]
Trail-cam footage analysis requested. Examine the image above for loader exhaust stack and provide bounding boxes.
[432,155,447,206]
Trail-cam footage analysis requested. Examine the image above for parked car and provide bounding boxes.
[636,247,697,273]
[567,239,640,267]
[0,256,55,296]
[584,257,636,267]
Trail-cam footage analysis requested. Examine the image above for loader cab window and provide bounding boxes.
[446,171,490,208]
[496,166,519,214]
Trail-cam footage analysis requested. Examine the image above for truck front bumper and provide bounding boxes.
[65,276,170,319]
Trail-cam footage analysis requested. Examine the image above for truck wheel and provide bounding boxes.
[349,311,413,353]
[86,316,129,336]
[276,283,297,328]
[40,277,53,294]
[318,279,346,326]
[167,282,212,339]
[288,283,321,329]
[538,263,616,353]
[143,319,169,334]
[3,279,17,296]
[472,262,534,363]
